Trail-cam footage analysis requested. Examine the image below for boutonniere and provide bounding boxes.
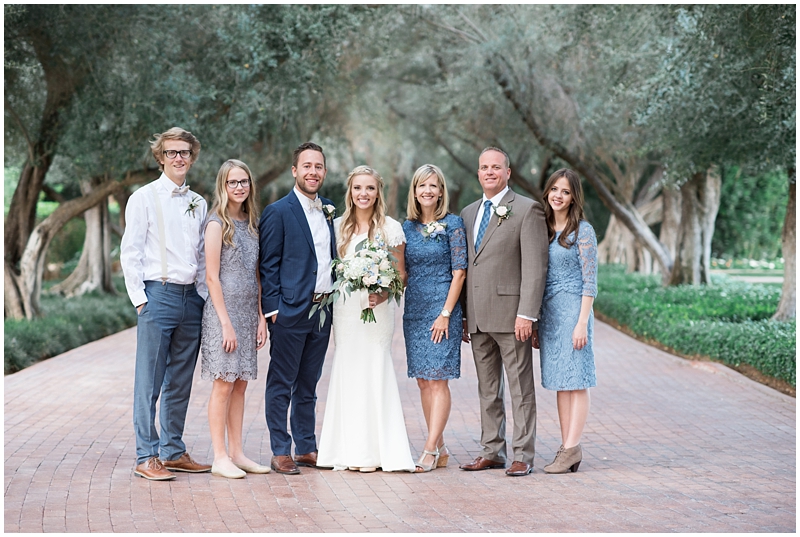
[185,195,202,218]
[322,204,336,223]
[421,221,447,241]
[493,204,513,226]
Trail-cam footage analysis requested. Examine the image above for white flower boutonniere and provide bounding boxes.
[421,221,447,241]
[185,195,203,218]
[493,204,513,226]
[322,204,336,223]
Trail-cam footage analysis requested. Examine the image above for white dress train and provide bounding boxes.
[316,217,416,472]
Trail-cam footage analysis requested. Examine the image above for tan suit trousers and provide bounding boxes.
[470,330,536,465]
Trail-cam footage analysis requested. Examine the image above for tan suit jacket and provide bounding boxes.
[461,189,549,334]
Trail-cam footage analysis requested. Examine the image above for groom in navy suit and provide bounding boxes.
[259,142,337,474]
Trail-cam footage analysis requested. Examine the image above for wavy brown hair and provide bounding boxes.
[337,165,387,257]
[406,164,449,222]
[210,159,259,247]
[543,168,585,248]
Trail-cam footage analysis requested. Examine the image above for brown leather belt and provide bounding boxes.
[312,292,332,303]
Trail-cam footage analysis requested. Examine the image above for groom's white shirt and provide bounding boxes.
[293,187,333,294]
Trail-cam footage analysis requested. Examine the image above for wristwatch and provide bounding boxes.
[440,308,451,318]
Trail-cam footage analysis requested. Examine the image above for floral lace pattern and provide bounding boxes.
[539,220,598,391]
[402,213,467,380]
[201,215,259,382]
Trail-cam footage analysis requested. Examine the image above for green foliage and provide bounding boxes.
[595,265,795,385]
[4,278,137,374]
[713,168,788,260]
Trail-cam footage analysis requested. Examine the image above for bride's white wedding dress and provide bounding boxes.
[316,216,416,472]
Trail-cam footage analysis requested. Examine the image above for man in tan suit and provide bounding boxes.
[459,147,548,476]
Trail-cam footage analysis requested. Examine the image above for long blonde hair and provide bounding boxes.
[337,165,387,257]
[210,159,259,247]
[406,164,449,222]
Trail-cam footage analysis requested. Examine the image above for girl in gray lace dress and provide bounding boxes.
[201,159,269,478]
[533,168,597,475]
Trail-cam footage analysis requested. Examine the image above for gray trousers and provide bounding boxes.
[133,281,204,465]
[470,331,537,465]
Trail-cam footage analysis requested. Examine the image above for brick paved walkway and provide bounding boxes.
[5,314,795,532]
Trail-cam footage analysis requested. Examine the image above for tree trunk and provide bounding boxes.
[773,170,796,320]
[660,186,682,261]
[8,171,153,319]
[668,168,722,285]
[488,55,674,282]
[49,181,116,297]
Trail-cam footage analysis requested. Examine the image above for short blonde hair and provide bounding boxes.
[406,164,449,222]
[149,127,201,171]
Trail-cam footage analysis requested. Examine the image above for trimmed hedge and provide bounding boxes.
[595,265,795,386]
[4,280,137,374]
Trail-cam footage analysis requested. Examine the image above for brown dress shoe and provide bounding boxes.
[505,461,533,476]
[134,457,176,481]
[294,451,318,468]
[271,455,301,475]
[162,453,211,473]
[459,456,506,471]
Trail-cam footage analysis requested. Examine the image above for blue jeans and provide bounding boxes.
[133,281,204,464]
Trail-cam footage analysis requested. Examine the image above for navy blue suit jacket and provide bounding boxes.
[259,192,337,327]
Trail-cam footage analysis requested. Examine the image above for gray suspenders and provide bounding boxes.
[149,182,169,284]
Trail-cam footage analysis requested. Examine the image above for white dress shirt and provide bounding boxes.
[472,186,536,322]
[120,173,208,307]
[472,186,510,240]
[293,187,333,293]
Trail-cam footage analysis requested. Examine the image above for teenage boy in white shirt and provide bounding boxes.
[120,127,211,480]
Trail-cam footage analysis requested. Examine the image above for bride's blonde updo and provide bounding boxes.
[337,165,387,257]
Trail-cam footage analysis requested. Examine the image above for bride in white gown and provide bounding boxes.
[316,165,416,473]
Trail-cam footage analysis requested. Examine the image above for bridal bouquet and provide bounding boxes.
[310,236,404,325]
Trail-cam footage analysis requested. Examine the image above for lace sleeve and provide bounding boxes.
[577,221,598,297]
[447,214,467,271]
[383,217,406,248]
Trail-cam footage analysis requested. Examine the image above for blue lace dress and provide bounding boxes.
[539,220,598,391]
[402,214,467,380]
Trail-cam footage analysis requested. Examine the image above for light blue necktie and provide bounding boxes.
[474,199,493,250]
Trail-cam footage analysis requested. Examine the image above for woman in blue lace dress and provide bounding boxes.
[532,168,597,475]
[402,164,467,472]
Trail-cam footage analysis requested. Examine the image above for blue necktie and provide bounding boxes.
[474,199,493,250]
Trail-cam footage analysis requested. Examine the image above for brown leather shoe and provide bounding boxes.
[162,453,211,473]
[271,455,301,475]
[459,456,505,471]
[505,460,533,476]
[294,451,318,468]
[134,457,176,480]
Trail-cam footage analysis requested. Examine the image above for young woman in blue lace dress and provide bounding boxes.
[532,168,597,474]
[402,164,467,472]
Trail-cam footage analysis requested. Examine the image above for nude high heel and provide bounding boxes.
[436,444,450,468]
[415,448,440,473]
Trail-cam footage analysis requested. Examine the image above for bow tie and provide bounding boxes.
[172,185,190,197]
[309,198,323,211]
